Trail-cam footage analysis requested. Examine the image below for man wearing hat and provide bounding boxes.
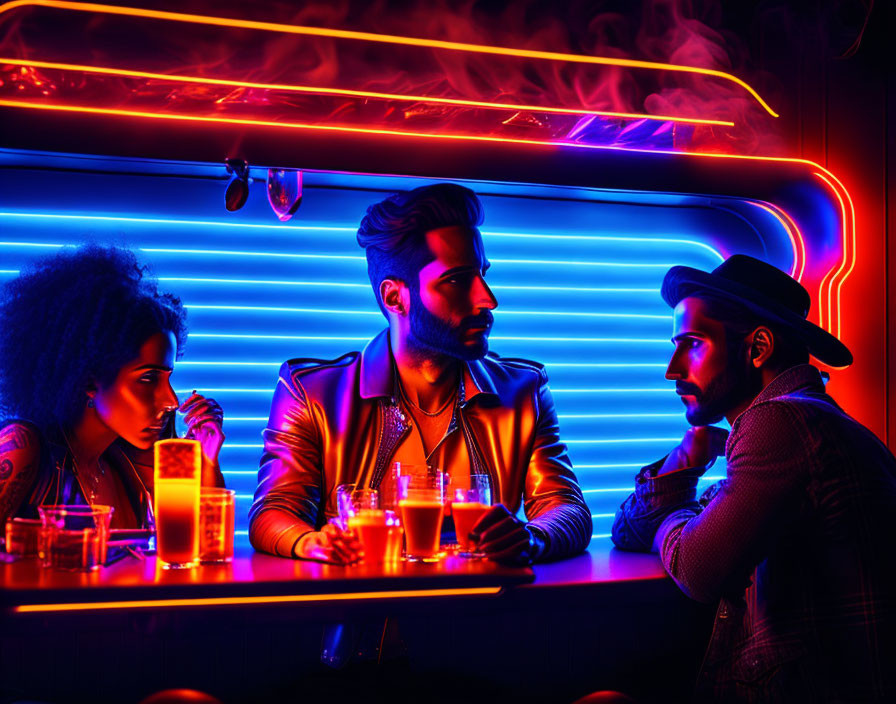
[612,255,896,702]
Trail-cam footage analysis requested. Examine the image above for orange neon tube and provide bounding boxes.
[750,202,807,283]
[0,0,778,118]
[0,58,734,127]
[812,171,856,343]
[14,586,503,613]
[0,101,852,338]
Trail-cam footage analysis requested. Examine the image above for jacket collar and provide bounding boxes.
[751,363,825,406]
[359,328,498,402]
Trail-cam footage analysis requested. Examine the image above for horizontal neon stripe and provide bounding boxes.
[591,513,616,519]
[173,360,670,369]
[0,240,691,270]
[13,586,502,613]
[582,487,636,494]
[178,387,674,394]
[184,304,668,320]
[0,213,720,256]
[558,413,678,418]
[0,211,355,232]
[566,438,680,445]
[142,247,366,261]
[162,277,369,288]
[591,534,612,539]
[573,464,642,469]
[185,333,668,344]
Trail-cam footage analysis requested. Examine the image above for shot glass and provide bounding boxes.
[199,488,236,563]
[452,474,493,558]
[154,439,201,569]
[4,517,42,558]
[38,505,114,571]
[397,468,446,562]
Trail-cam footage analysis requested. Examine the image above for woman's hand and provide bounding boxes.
[179,392,225,483]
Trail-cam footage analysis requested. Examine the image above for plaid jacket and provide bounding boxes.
[613,365,896,702]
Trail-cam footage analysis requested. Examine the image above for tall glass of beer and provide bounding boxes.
[154,438,201,569]
[397,467,446,562]
[452,474,493,558]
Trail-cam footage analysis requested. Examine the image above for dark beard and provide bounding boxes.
[680,345,760,426]
[407,289,492,362]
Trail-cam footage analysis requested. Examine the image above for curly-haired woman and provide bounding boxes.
[0,245,225,528]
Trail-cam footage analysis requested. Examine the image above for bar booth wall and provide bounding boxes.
[0,148,809,540]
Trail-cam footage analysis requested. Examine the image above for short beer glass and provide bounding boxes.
[397,468,446,562]
[154,439,201,569]
[452,474,493,558]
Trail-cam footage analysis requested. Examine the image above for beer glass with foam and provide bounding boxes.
[397,468,446,562]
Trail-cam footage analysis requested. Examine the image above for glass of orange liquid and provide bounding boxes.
[345,490,391,565]
[453,474,493,558]
[154,439,201,569]
[199,488,236,563]
[397,468,446,562]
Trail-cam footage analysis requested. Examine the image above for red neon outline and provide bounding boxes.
[0,57,735,128]
[812,171,856,343]
[0,0,778,118]
[0,96,854,337]
[750,202,806,283]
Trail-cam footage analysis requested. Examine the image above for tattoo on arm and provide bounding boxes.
[0,425,40,520]
[0,424,33,455]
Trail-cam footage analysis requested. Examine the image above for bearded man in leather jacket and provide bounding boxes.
[249,183,591,564]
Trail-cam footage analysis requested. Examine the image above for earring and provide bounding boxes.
[86,398,95,409]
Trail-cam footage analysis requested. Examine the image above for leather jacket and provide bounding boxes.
[249,329,592,560]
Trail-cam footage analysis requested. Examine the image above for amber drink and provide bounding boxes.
[397,469,446,562]
[199,488,235,563]
[453,474,493,558]
[154,439,201,569]
[348,509,390,564]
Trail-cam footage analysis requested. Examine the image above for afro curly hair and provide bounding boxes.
[0,245,188,432]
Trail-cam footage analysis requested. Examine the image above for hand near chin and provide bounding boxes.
[294,522,363,564]
[179,392,225,469]
[468,504,538,565]
[659,425,729,475]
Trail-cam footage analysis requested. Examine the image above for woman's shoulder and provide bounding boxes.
[0,420,42,458]
[0,421,43,521]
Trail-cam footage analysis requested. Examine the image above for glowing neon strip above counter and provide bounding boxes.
[0,58,735,128]
[0,0,778,117]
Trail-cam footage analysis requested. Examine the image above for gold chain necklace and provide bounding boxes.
[397,375,457,418]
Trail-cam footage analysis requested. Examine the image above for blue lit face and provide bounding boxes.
[666,297,749,426]
[408,225,498,361]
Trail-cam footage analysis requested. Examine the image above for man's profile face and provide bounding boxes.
[665,296,753,425]
[407,225,498,360]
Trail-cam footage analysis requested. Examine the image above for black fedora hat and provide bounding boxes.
[661,254,853,368]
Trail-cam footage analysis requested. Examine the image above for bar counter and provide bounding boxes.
[1,543,712,703]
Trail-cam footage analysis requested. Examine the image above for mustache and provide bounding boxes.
[675,381,702,397]
[463,311,494,329]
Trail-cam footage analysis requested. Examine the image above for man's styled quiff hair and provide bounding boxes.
[356,183,484,315]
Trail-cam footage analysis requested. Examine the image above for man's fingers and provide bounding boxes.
[477,523,527,554]
[468,504,511,539]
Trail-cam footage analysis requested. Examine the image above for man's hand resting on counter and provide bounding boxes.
[659,425,729,475]
[468,504,543,565]
[293,522,363,564]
